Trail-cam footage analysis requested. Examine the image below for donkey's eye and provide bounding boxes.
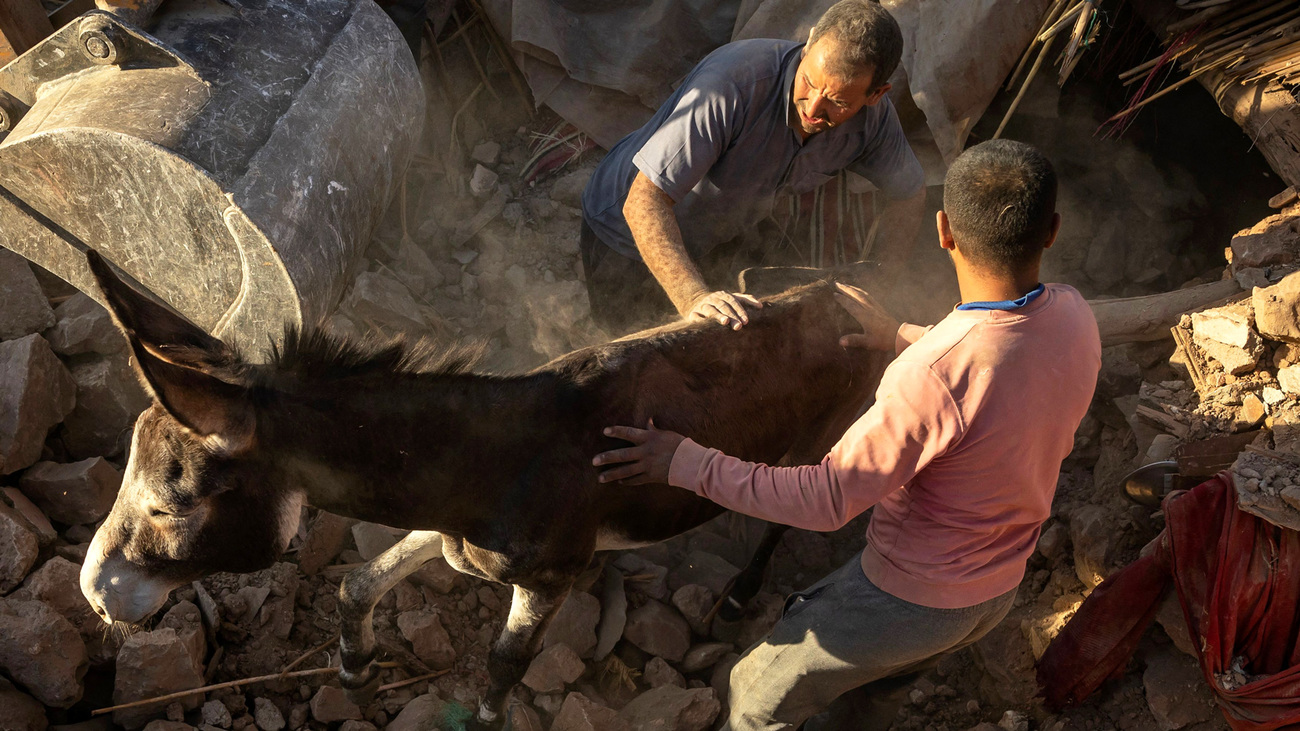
[149,505,197,519]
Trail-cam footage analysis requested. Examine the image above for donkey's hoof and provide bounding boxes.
[716,593,746,624]
[339,664,380,707]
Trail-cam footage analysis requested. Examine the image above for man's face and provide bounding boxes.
[792,37,891,137]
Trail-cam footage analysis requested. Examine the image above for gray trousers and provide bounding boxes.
[724,553,1017,731]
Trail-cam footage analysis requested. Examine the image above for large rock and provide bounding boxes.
[1143,645,1217,730]
[0,598,87,708]
[680,642,732,674]
[1,487,56,544]
[351,522,401,561]
[521,643,585,693]
[19,457,123,525]
[1195,336,1257,376]
[309,686,361,723]
[1231,214,1299,269]
[253,697,286,731]
[668,551,737,597]
[1279,365,1300,395]
[158,601,206,674]
[671,585,714,637]
[543,591,601,658]
[0,677,47,731]
[114,628,205,728]
[624,600,692,663]
[971,610,1038,709]
[408,557,461,594]
[60,352,150,460]
[551,692,629,731]
[1255,273,1300,344]
[295,511,356,576]
[396,610,456,669]
[0,334,76,474]
[550,168,594,209]
[643,657,686,689]
[383,692,445,731]
[0,249,56,341]
[44,293,123,356]
[0,502,40,593]
[11,557,105,659]
[617,686,720,731]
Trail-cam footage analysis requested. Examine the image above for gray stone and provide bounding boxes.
[158,601,206,674]
[550,692,629,731]
[45,294,123,356]
[1034,522,1069,563]
[624,600,692,663]
[343,272,430,337]
[408,557,460,594]
[201,701,232,729]
[142,722,194,731]
[521,643,585,693]
[617,686,720,731]
[0,677,48,731]
[114,628,204,728]
[2,487,56,544]
[60,352,150,460]
[670,584,714,638]
[309,686,361,723]
[295,512,356,576]
[19,457,122,525]
[0,598,87,708]
[643,657,686,689]
[12,557,105,659]
[544,591,601,658]
[668,551,738,597]
[549,168,593,209]
[383,692,444,731]
[680,643,732,674]
[396,610,456,669]
[613,554,669,601]
[339,722,377,731]
[351,522,402,561]
[0,249,56,341]
[1143,645,1216,730]
[0,502,39,593]
[471,141,501,166]
[391,240,445,298]
[1254,273,1300,344]
[469,164,499,197]
[252,698,285,731]
[1069,505,1120,589]
[1231,214,1299,269]
[0,334,76,474]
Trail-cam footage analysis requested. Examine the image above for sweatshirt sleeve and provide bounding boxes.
[667,360,963,532]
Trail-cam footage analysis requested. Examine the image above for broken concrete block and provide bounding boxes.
[0,249,56,341]
[396,610,456,669]
[1191,305,1255,349]
[1143,645,1216,730]
[60,351,150,460]
[2,487,56,545]
[0,334,76,475]
[543,591,601,659]
[0,598,87,708]
[0,502,40,593]
[1280,365,1300,395]
[624,599,692,663]
[19,457,123,525]
[550,167,594,209]
[0,677,47,731]
[521,643,585,693]
[1239,393,1267,428]
[471,141,501,166]
[114,628,205,728]
[45,293,124,356]
[550,692,630,731]
[1196,336,1258,376]
[309,686,362,723]
[617,686,720,731]
[1253,272,1300,344]
[469,164,499,197]
[1231,214,1299,269]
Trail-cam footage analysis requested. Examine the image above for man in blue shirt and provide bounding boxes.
[580,0,927,335]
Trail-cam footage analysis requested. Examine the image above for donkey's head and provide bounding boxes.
[80,251,302,626]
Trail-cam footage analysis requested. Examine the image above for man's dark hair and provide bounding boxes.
[943,140,1058,273]
[809,1,903,87]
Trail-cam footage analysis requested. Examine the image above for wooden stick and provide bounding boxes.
[465,0,533,117]
[452,8,501,103]
[1006,0,1069,91]
[91,662,398,716]
[1105,59,1226,122]
[436,13,480,49]
[378,669,452,693]
[1171,326,1206,392]
[281,634,339,674]
[995,32,1055,139]
[1038,0,1086,43]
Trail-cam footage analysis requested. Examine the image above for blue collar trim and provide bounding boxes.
[956,284,1046,311]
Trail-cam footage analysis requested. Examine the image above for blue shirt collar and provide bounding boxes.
[956,283,1046,311]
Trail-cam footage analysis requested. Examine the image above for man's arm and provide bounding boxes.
[624,173,760,329]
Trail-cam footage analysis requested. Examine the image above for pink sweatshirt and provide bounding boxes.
[668,284,1101,608]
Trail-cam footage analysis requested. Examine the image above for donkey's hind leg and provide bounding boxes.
[717,521,789,624]
[476,581,571,727]
[338,530,445,704]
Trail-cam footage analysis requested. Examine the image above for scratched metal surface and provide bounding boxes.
[0,0,424,357]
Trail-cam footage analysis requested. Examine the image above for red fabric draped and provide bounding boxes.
[1038,473,1300,730]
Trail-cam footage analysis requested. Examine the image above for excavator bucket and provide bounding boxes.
[0,0,424,356]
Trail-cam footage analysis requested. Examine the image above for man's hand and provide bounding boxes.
[688,291,762,330]
[834,283,900,350]
[592,420,686,485]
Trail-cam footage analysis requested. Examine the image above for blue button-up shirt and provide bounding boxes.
[582,39,925,262]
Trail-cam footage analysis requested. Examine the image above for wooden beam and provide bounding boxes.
[1087,279,1244,345]
[0,0,54,64]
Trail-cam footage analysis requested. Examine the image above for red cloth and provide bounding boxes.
[1038,473,1300,730]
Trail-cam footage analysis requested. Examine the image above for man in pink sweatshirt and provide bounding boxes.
[592,139,1102,730]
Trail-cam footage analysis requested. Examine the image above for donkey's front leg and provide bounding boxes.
[476,581,571,727]
[338,530,446,704]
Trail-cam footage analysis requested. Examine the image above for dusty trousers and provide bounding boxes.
[724,552,1017,731]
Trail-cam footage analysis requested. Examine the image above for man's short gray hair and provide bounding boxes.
[809,0,903,87]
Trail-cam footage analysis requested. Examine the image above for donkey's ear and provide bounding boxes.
[86,250,253,451]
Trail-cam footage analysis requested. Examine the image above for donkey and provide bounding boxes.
[79,250,889,727]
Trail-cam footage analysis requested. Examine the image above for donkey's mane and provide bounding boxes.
[270,326,486,381]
